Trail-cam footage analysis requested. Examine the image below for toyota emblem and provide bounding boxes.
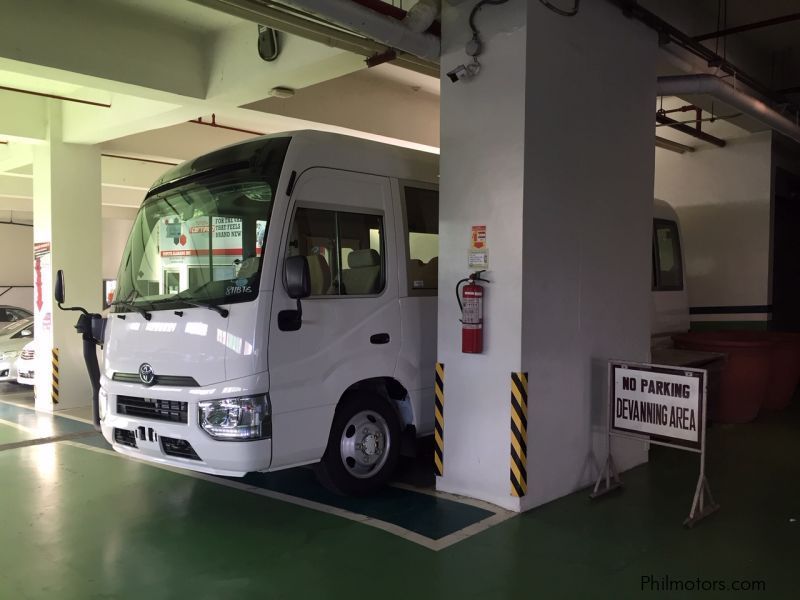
[138,363,155,386]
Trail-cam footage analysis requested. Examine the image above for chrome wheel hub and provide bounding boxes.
[339,410,391,479]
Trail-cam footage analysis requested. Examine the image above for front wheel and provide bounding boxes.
[315,394,401,495]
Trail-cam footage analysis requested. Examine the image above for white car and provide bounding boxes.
[15,340,36,386]
[0,317,33,383]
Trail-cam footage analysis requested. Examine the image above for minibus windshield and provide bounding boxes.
[114,174,277,312]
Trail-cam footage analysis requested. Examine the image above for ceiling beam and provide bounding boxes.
[0,90,47,143]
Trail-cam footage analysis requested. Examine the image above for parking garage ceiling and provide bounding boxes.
[1,0,800,215]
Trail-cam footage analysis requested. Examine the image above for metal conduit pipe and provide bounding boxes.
[189,0,438,76]
[273,0,440,60]
[657,74,800,145]
[403,0,440,33]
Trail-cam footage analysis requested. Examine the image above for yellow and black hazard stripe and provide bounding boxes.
[434,362,445,477]
[51,347,60,405]
[510,371,528,497]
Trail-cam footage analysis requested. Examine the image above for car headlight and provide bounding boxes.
[0,351,19,361]
[198,395,271,441]
[98,387,108,421]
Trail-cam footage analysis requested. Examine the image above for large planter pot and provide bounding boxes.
[728,332,800,410]
[672,332,774,424]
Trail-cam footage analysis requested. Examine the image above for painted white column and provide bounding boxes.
[32,103,101,413]
[437,0,656,511]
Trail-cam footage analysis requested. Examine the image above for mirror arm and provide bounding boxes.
[296,298,302,320]
[57,301,90,316]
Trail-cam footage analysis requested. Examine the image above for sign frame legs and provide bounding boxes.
[591,376,623,499]
[683,393,719,528]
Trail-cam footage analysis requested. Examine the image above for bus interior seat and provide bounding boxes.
[407,257,438,289]
[306,254,332,295]
[342,249,380,295]
[236,256,260,278]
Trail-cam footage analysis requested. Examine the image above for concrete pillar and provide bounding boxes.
[32,103,102,413]
[437,0,657,511]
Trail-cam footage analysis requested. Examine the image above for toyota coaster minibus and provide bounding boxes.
[59,131,440,494]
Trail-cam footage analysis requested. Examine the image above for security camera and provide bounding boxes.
[447,63,479,83]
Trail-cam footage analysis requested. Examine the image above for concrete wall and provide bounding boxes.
[437,0,527,510]
[520,0,655,510]
[0,216,133,311]
[654,132,773,323]
[0,221,34,310]
[437,0,654,511]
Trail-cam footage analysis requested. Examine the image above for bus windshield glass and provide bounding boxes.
[114,174,277,312]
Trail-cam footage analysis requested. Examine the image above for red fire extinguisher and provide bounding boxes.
[457,270,490,353]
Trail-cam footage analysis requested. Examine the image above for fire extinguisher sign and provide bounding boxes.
[469,225,488,268]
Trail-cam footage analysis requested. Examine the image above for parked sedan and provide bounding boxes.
[0,305,32,324]
[15,340,36,386]
[0,317,33,383]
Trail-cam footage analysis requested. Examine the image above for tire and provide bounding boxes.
[315,393,401,495]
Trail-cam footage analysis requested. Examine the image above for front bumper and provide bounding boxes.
[100,378,272,477]
[14,360,34,385]
[0,359,17,382]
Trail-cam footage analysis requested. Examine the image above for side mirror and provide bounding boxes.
[279,256,310,332]
[54,270,66,304]
[53,269,89,316]
[20,328,32,337]
[285,255,310,299]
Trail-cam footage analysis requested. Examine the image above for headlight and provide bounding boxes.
[98,387,108,421]
[0,351,18,361]
[198,395,271,441]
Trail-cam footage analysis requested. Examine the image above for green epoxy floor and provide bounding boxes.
[0,392,797,598]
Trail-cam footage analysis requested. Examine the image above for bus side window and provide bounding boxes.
[289,208,338,296]
[652,219,683,291]
[404,186,439,295]
[287,207,385,297]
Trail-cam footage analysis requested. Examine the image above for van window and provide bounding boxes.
[288,208,384,296]
[404,186,438,295]
[652,219,683,291]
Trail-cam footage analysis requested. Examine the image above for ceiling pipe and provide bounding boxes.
[101,153,180,167]
[655,136,694,154]
[190,114,265,136]
[188,0,438,76]
[609,0,796,113]
[272,0,440,61]
[403,0,440,34]
[692,12,800,43]
[657,75,800,145]
[0,84,111,108]
[655,112,726,147]
[348,0,441,35]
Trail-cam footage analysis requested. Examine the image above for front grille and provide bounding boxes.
[20,348,35,360]
[112,372,199,387]
[116,396,188,423]
[114,428,137,448]
[161,437,201,461]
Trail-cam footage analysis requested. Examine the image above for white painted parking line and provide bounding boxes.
[0,399,516,551]
[0,429,98,452]
[0,397,95,425]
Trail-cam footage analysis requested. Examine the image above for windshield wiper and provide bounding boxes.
[110,299,152,321]
[176,299,229,318]
[157,280,230,318]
